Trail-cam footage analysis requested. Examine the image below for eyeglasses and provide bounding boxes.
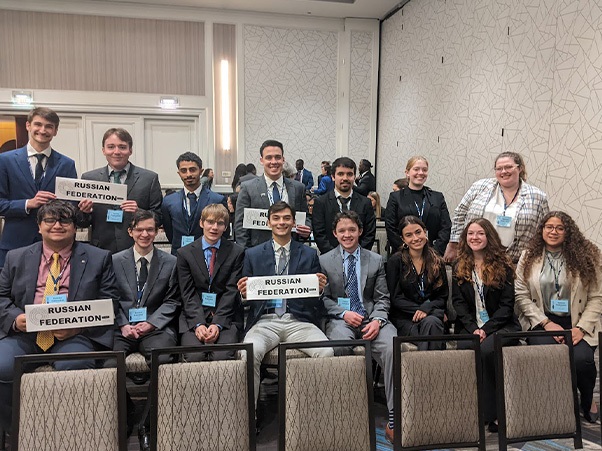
[132,227,157,234]
[543,224,565,233]
[41,218,74,226]
[203,219,227,227]
[494,165,518,173]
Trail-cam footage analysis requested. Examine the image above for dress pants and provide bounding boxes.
[180,326,240,361]
[395,315,445,350]
[113,328,177,365]
[243,313,334,405]
[0,333,97,430]
[326,318,396,415]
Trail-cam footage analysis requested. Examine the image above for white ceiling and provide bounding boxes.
[91,0,403,19]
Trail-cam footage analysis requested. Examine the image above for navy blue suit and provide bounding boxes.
[161,187,227,255]
[296,168,314,191]
[0,146,77,267]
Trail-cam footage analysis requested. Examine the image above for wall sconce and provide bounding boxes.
[159,96,179,109]
[12,91,33,106]
[220,59,231,152]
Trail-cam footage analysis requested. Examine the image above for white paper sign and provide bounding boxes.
[55,177,127,206]
[246,274,320,300]
[25,299,115,332]
[242,208,306,231]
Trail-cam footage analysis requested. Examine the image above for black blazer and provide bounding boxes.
[385,186,451,255]
[354,171,376,196]
[385,253,448,329]
[451,268,521,336]
[312,190,376,254]
[177,238,244,333]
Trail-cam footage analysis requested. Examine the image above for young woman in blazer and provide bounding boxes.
[515,211,602,423]
[452,218,520,432]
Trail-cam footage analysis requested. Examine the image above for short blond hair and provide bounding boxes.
[405,155,429,172]
[200,204,229,223]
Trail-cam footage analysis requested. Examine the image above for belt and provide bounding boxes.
[264,308,289,315]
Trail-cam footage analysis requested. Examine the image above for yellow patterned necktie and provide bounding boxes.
[37,253,60,351]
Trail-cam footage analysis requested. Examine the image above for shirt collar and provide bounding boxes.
[272,240,291,255]
[340,246,360,262]
[185,184,204,198]
[27,143,52,158]
[264,174,284,188]
[133,247,154,264]
[42,242,73,263]
[107,162,131,176]
[334,188,353,199]
[202,236,221,250]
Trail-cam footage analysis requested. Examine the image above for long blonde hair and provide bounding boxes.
[368,191,382,219]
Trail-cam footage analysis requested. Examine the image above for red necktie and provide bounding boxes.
[209,247,217,278]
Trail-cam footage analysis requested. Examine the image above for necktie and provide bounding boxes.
[339,196,350,211]
[111,169,126,184]
[187,192,198,216]
[295,171,302,182]
[138,257,148,292]
[346,254,366,316]
[37,253,60,351]
[275,248,287,316]
[272,182,281,203]
[34,154,45,185]
[208,247,217,279]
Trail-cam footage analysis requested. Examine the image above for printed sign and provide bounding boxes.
[242,208,306,231]
[55,177,127,206]
[246,274,319,300]
[25,299,115,332]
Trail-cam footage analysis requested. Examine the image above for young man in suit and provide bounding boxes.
[312,157,376,254]
[354,159,376,196]
[178,204,244,361]
[237,201,333,405]
[0,200,120,431]
[162,152,227,255]
[235,140,311,248]
[79,128,162,253]
[0,107,78,269]
[319,210,397,444]
[294,159,314,191]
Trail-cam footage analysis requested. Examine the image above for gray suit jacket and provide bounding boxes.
[80,164,163,253]
[234,175,309,248]
[319,245,390,320]
[112,246,180,331]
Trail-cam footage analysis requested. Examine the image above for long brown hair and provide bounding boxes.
[395,216,444,289]
[521,211,601,288]
[455,218,513,287]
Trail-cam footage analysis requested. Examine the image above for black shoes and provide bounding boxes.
[138,425,151,451]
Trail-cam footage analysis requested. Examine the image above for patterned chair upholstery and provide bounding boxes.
[125,352,149,373]
[279,341,375,451]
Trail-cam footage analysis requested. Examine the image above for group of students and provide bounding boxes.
[0,107,600,447]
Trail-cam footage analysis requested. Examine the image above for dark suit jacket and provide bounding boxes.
[243,240,323,332]
[0,146,77,267]
[312,190,376,254]
[161,187,227,255]
[177,238,244,333]
[354,171,376,196]
[112,247,180,333]
[451,268,520,335]
[0,241,120,349]
[235,176,309,248]
[385,186,451,255]
[80,164,162,253]
[297,168,314,191]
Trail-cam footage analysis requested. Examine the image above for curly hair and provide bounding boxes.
[521,211,601,288]
[394,216,445,289]
[455,218,513,287]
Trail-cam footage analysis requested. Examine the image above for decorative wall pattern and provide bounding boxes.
[378,0,602,245]
[348,31,374,164]
[243,25,338,176]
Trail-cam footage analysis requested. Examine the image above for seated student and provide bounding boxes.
[178,204,245,361]
[237,201,333,406]
[320,211,398,444]
[386,215,448,350]
[0,200,120,431]
[452,218,520,433]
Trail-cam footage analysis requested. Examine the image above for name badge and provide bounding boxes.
[107,209,124,223]
[551,299,570,313]
[129,307,147,323]
[479,310,490,323]
[496,215,512,228]
[181,236,195,247]
[338,297,351,310]
[202,292,217,307]
[45,294,67,304]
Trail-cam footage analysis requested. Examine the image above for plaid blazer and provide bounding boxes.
[450,178,549,262]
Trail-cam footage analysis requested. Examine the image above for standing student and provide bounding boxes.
[0,107,78,268]
[161,152,226,255]
[80,128,163,253]
[294,159,314,191]
[354,159,376,196]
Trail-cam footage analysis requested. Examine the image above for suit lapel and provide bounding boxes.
[68,243,87,300]
[288,241,302,276]
[16,148,36,193]
[125,164,139,196]
[256,177,271,209]
[330,247,346,295]
[212,240,230,280]
[25,245,42,304]
[192,241,211,281]
[283,178,296,208]
[122,249,138,302]
[40,150,59,191]
[359,248,369,295]
[422,189,432,221]
[142,250,162,305]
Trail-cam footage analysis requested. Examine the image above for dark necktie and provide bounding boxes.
[272,182,281,203]
[138,257,148,291]
[275,248,287,316]
[347,254,366,316]
[187,192,198,216]
[208,247,217,278]
[111,169,126,184]
[34,154,45,185]
[339,196,350,211]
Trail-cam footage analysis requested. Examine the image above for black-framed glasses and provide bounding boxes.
[41,217,74,226]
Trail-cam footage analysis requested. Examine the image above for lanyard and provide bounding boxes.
[343,254,358,295]
[134,263,148,307]
[414,197,426,220]
[472,269,486,309]
[546,254,564,295]
[181,190,201,234]
[267,183,285,205]
[500,185,520,216]
[49,256,71,293]
[275,251,290,276]
[411,262,426,298]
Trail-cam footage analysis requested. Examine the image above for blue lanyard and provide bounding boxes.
[411,262,425,297]
[267,183,285,205]
[546,254,564,294]
[415,198,426,220]
[472,270,486,309]
[181,190,201,234]
[500,186,520,216]
[49,256,70,293]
